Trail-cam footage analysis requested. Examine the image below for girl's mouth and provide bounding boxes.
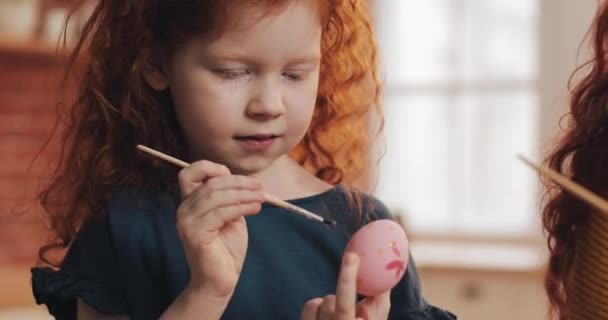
[234,134,279,151]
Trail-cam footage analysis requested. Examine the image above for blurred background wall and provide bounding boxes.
[0,1,83,318]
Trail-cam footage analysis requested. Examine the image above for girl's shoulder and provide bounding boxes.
[102,186,180,248]
[106,186,178,222]
[108,186,177,213]
[332,185,394,218]
[30,187,178,319]
[300,185,395,232]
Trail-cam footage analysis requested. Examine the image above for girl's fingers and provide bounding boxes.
[356,290,391,320]
[185,178,264,210]
[177,202,262,248]
[317,295,336,320]
[194,202,262,232]
[178,160,231,197]
[179,187,265,218]
[334,252,359,319]
[204,175,262,192]
[300,298,323,320]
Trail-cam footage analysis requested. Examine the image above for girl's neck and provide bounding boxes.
[251,155,333,201]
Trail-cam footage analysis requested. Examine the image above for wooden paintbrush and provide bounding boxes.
[136,144,336,225]
[517,154,608,216]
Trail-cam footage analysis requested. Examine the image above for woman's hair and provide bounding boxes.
[37,0,382,266]
[542,1,608,318]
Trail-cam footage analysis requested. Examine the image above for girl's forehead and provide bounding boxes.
[219,1,322,35]
[196,2,322,55]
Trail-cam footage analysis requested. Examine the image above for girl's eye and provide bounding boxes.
[283,72,304,81]
[215,69,249,79]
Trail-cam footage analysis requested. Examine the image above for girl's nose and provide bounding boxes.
[245,78,285,120]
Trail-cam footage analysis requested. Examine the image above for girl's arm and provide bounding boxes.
[77,286,231,320]
[158,285,233,320]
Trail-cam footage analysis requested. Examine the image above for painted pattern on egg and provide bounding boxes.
[345,219,409,297]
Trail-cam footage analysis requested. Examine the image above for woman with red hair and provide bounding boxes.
[30,1,455,319]
[543,1,608,319]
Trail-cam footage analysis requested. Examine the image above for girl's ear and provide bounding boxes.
[142,61,169,91]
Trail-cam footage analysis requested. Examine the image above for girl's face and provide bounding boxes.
[145,1,322,175]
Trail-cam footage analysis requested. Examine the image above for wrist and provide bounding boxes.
[184,282,234,303]
[160,284,233,320]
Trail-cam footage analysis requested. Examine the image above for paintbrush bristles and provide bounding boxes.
[264,193,330,224]
[517,154,608,215]
[136,144,335,225]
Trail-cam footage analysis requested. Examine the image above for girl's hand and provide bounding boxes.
[176,160,266,299]
[300,253,391,320]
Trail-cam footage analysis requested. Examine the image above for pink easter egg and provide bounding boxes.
[345,219,409,296]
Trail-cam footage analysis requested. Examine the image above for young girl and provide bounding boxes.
[31,1,455,319]
[543,2,608,319]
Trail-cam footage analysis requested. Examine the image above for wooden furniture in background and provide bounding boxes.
[0,36,68,309]
[412,242,548,320]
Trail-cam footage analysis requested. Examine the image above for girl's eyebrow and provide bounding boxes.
[202,52,255,64]
[201,49,320,66]
[287,54,321,65]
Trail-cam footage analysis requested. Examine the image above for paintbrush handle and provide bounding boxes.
[264,194,324,223]
[137,145,190,168]
[136,144,330,224]
[518,154,608,215]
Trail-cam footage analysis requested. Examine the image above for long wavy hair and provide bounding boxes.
[37,0,382,266]
[542,1,608,319]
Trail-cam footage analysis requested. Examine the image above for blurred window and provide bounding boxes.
[373,0,540,237]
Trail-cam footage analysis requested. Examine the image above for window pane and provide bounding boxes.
[375,0,452,84]
[460,0,539,81]
[375,0,539,84]
[375,91,540,235]
[376,94,453,232]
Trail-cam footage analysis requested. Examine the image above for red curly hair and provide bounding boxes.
[542,1,608,319]
[38,0,382,266]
